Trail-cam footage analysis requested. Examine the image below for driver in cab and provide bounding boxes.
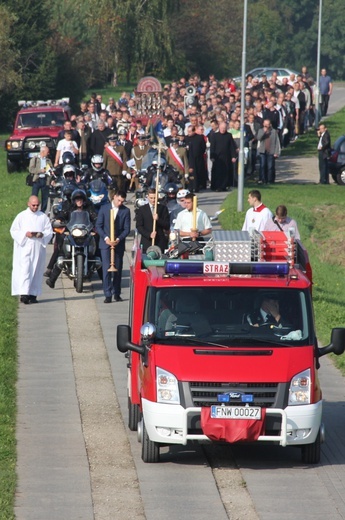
[247,297,287,328]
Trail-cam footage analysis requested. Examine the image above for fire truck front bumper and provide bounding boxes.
[141,398,323,447]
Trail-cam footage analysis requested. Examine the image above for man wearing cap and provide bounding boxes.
[166,137,189,188]
[103,134,129,191]
[129,134,151,191]
[29,146,53,213]
[117,126,133,157]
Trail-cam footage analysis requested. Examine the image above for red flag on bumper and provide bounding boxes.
[201,407,266,443]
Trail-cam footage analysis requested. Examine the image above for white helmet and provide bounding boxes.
[63,164,76,179]
[91,154,104,172]
[176,189,190,199]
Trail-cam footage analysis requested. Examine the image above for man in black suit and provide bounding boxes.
[136,188,170,253]
[317,123,331,185]
[96,189,131,303]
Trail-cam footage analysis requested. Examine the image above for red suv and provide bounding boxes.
[5,99,71,173]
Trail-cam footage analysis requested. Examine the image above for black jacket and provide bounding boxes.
[136,202,170,253]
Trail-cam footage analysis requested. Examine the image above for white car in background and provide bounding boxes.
[233,67,299,85]
[253,67,299,83]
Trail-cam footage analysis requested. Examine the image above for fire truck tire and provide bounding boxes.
[336,168,345,186]
[75,255,84,293]
[301,429,321,464]
[128,397,140,431]
[7,159,19,173]
[142,419,160,463]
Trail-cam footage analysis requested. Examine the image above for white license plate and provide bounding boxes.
[28,152,38,158]
[210,405,261,420]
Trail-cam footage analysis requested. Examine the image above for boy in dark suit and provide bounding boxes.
[96,189,131,303]
[135,188,170,253]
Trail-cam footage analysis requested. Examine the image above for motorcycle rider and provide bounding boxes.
[46,189,97,289]
[82,154,113,188]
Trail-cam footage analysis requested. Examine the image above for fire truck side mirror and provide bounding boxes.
[319,327,345,357]
[117,324,144,355]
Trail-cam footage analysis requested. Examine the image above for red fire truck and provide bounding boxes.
[117,230,345,463]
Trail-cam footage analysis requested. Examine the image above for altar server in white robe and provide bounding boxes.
[10,195,53,304]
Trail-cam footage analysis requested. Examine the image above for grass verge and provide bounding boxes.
[0,157,29,520]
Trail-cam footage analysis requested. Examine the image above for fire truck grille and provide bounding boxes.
[189,381,279,408]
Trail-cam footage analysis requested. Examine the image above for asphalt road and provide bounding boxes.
[15,88,345,520]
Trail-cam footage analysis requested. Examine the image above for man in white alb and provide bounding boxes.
[10,195,53,304]
[242,190,273,232]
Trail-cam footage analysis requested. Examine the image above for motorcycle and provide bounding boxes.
[134,163,181,212]
[56,210,101,293]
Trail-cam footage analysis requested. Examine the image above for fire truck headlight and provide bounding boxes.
[288,369,311,405]
[157,367,180,405]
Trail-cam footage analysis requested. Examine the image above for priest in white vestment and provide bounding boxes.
[10,195,53,303]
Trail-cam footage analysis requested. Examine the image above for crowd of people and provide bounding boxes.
[56,67,331,188]
[27,66,333,200]
[14,67,324,305]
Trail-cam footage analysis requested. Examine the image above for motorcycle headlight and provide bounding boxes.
[157,367,180,405]
[72,228,87,238]
[288,368,311,405]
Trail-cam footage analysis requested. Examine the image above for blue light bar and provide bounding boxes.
[165,260,289,276]
[165,261,205,275]
[229,262,289,275]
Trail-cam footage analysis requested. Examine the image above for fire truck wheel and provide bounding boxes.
[128,397,140,431]
[142,419,160,463]
[301,429,321,464]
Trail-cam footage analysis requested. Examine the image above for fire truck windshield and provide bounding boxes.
[151,287,313,346]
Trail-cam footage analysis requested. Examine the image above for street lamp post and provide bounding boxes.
[315,0,323,129]
[237,0,248,212]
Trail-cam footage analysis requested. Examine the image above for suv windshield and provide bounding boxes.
[150,287,313,346]
[17,111,65,128]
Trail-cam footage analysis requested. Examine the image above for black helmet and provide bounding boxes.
[62,151,75,165]
[71,189,87,203]
[165,182,178,195]
[62,181,78,200]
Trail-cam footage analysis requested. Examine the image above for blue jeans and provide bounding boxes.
[259,153,275,183]
[32,178,49,213]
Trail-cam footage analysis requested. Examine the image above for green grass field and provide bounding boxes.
[1,102,345,517]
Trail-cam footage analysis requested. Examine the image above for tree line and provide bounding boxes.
[1,0,343,128]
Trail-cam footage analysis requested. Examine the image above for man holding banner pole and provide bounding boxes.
[166,137,189,188]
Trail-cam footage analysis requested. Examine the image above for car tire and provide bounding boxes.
[336,168,345,186]
[7,159,19,173]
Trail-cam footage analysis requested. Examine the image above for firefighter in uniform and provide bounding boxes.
[103,134,129,191]
[166,137,189,188]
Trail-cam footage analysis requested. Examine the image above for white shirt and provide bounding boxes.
[174,208,212,234]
